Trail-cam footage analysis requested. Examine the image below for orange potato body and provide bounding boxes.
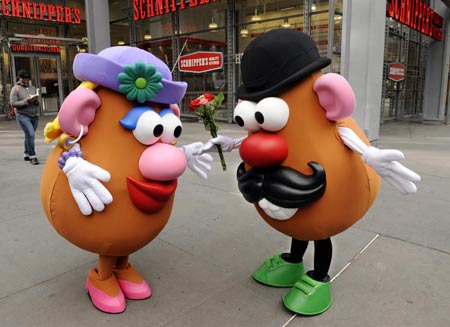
[41,88,174,256]
[254,74,380,240]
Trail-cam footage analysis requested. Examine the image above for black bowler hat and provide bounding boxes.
[237,29,331,101]
[17,70,31,78]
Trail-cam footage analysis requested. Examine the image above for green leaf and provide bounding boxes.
[213,93,224,107]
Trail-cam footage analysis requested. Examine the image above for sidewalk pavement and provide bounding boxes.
[0,115,449,327]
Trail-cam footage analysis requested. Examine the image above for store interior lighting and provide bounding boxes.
[209,16,218,29]
[37,28,45,37]
[144,31,152,40]
[240,26,249,38]
[311,2,317,12]
[251,8,261,21]
[117,39,125,45]
[281,19,291,28]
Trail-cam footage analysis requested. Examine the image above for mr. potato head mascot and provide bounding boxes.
[40,47,212,314]
[206,29,421,315]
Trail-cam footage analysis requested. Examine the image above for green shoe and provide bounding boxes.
[252,254,305,287]
[283,273,332,315]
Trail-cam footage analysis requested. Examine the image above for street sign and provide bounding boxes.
[178,51,223,73]
[388,62,406,82]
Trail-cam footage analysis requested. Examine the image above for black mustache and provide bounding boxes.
[236,162,326,208]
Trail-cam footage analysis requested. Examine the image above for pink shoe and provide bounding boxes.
[114,264,152,300]
[85,269,126,314]
[117,279,152,300]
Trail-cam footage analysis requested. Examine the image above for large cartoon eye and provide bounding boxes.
[255,97,289,132]
[160,109,183,144]
[233,100,260,132]
[133,110,163,145]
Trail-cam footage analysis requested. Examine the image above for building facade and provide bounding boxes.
[1,0,449,140]
[0,0,87,115]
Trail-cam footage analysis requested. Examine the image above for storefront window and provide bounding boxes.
[0,0,88,117]
[126,1,341,121]
[134,2,228,117]
[382,17,430,121]
[333,0,343,73]
[310,0,329,56]
[236,1,339,91]
[178,3,227,116]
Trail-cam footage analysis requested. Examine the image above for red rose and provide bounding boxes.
[189,98,201,111]
[204,93,215,101]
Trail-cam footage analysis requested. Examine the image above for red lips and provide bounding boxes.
[126,176,177,213]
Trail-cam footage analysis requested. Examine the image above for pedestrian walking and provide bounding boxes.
[9,69,40,165]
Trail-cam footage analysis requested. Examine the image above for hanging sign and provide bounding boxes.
[388,62,405,82]
[178,51,223,73]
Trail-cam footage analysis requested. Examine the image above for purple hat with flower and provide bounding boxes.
[73,46,187,104]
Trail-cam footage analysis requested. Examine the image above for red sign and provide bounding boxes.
[10,37,61,53]
[10,43,61,53]
[134,0,222,21]
[386,0,443,41]
[388,62,405,82]
[178,51,223,73]
[1,0,81,24]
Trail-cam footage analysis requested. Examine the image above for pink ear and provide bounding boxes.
[169,103,181,118]
[58,88,101,136]
[313,73,355,121]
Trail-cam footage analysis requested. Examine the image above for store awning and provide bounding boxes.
[1,34,86,54]
[5,33,84,46]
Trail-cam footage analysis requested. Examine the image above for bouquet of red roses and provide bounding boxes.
[189,93,227,171]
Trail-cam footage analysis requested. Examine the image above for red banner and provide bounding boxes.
[178,51,223,73]
[1,0,81,24]
[386,0,443,41]
[134,0,222,21]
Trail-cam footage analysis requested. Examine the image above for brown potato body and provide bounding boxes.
[254,73,380,240]
[41,88,174,256]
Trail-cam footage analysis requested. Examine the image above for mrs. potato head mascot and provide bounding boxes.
[40,47,212,314]
[205,29,421,315]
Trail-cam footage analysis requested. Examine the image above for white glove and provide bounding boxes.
[181,143,213,179]
[338,126,420,195]
[202,135,246,153]
[63,156,113,215]
[362,146,421,195]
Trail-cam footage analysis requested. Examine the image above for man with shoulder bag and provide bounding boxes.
[10,69,40,165]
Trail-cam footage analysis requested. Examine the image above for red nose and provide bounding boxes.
[239,133,288,168]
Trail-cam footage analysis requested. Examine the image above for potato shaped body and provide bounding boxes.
[40,88,174,256]
[254,73,380,240]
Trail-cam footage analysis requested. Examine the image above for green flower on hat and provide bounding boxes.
[118,60,163,103]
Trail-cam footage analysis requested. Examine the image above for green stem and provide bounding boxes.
[209,119,227,171]
[216,144,227,171]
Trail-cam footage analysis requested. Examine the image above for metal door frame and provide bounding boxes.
[10,53,63,116]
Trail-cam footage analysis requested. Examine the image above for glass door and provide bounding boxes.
[37,57,63,114]
[11,54,63,115]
